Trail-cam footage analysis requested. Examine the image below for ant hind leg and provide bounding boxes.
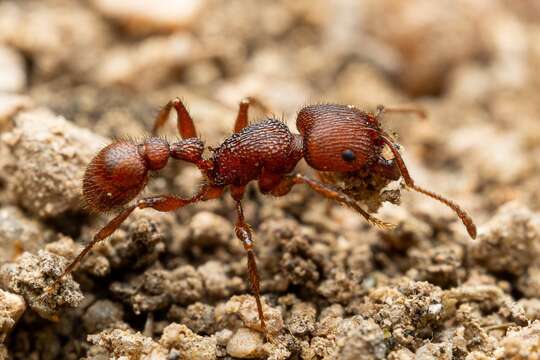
[230,187,267,335]
[152,98,197,139]
[43,186,223,296]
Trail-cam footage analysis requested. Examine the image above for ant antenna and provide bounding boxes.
[378,134,477,239]
[352,122,476,239]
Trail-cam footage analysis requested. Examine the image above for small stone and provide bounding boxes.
[0,206,48,263]
[0,45,26,92]
[175,302,215,334]
[470,202,540,276]
[160,323,217,360]
[92,0,205,34]
[0,94,31,125]
[415,342,452,360]
[167,265,204,305]
[226,328,265,359]
[224,295,284,335]
[0,250,83,320]
[83,300,125,333]
[494,321,540,359]
[88,328,167,359]
[0,289,26,342]
[198,261,230,298]
[335,316,388,360]
[190,212,232,246]
[286,302,316,336]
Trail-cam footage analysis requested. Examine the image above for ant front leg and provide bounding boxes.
[44,186,224,295]
[269,174,395,230]
[152,98,197,139]
[230,186,267,334]
[234,97,271,133]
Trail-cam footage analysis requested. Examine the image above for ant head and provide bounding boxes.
[297,104,382,172]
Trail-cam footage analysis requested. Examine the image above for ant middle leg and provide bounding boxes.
[152,98,197,139]
[234,97,271,133]
[44,186,224,295]
[268,174,395,230]
[230,186,267,334]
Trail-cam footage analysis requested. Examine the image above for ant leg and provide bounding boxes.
[230,186,266,334]
[376,134,477,239]
[44,186,224,295]
[44,204,138,294]
[235,202,266,333]
[270,174,394,230]
[234,97,271,133]
[152,98,197,139]
[375,104,427,120]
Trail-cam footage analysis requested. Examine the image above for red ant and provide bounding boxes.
[44,98,476,335]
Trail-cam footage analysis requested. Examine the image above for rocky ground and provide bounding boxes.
[1,0,540,359]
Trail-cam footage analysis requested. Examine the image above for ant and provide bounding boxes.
[44,97,476,336]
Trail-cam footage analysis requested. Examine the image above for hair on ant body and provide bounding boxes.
[44,97,476,336]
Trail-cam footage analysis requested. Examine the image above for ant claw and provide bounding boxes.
[40,278,64,299]
[264,332,277,345]
[37,289,53,303]
[370,218,396,231]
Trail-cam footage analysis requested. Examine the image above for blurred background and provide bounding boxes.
[1,0,540,359]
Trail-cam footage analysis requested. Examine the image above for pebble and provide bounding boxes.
[0,289,26,342]
[0,46,25,92]
[160,323,217,360]
[190,212,232,246]
[92,0,205,34]
[226,327,265,359]
[0,206,47,263]
[0,250,83,320]
[0,94,31,125]
[224,295,284,335]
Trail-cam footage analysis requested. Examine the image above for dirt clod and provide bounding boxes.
[0,250,83,320]
[1,109,106,217]
[226,327,265,359]
[471,202,540,276]
[0,290,25,343]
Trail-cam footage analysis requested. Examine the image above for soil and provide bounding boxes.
[1,0,540,359]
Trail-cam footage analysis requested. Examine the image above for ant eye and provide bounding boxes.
[341,149,356,162]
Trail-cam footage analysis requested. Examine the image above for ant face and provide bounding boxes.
[297,104,380,172]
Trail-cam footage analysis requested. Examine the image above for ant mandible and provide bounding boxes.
[45,98,476,335]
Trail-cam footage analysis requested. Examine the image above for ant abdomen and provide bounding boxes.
[83,140,150,212]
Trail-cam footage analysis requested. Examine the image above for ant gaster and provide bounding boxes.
[45,98,476,335]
